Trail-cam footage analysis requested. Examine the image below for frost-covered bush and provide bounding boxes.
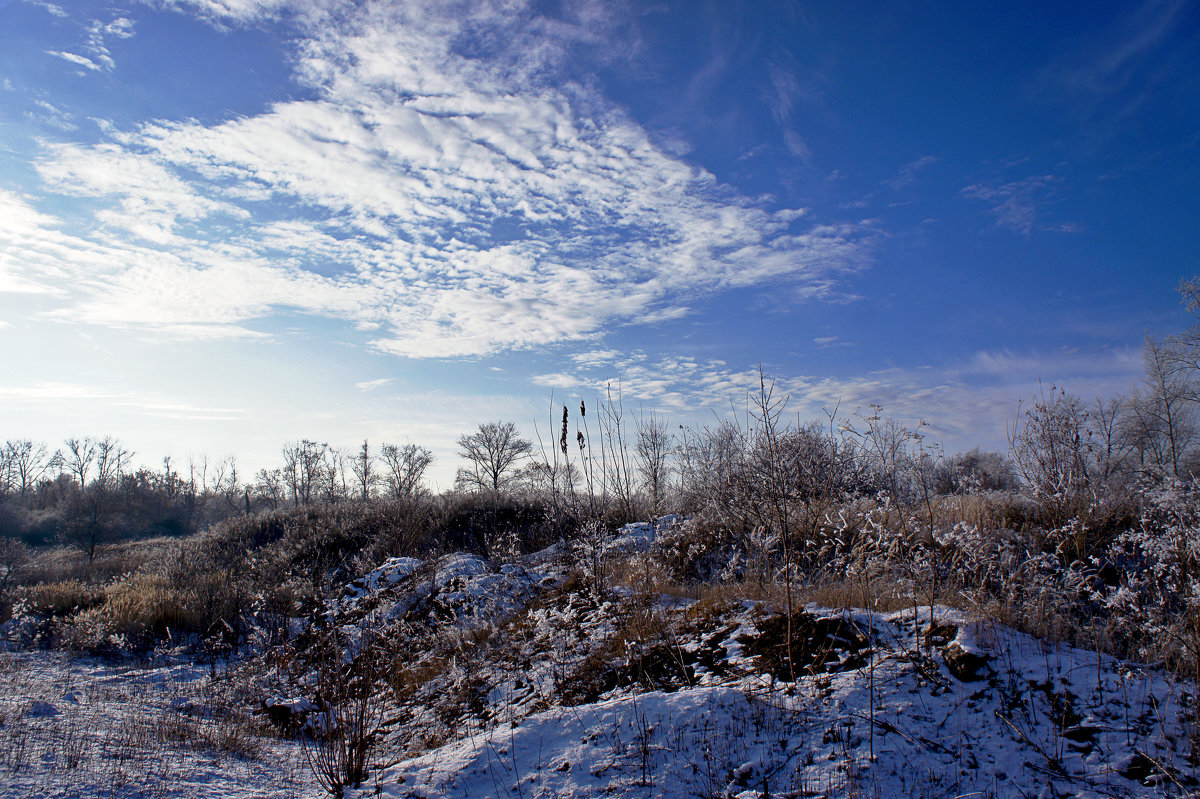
[1105,483,1200,690]
[648,517,736,584]
[1009,385,1094,527]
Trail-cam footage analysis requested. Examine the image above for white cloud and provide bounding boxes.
[19,0,874,356]
[26,99,77,131]
[0,382,243,420]
[961,175,1081,236]
[783,130,812,163]
[355,378,392,391]
[27,1,69,17]
[570,349,623,367]
[884,155,937,191]
[44,14,137,74]
[81,17,136,71]
[0,189,80,294]
[0,189,361,337]
[46,50,102,71]
[150,0,299,25]
[533,345,1143,452]
[37,141,236,243]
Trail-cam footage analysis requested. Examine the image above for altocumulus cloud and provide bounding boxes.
[13,0,874,357]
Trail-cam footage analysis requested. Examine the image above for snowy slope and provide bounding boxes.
[337,555,1198,799]
[3,544,1197,799]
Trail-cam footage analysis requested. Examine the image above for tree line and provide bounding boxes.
[0,437,434,551]
[4,280,1199,562]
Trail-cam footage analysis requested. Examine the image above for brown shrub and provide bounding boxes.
[18,580,103,617]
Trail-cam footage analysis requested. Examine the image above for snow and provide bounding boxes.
[0,651,319,799]
[383,687,785,798]
[4,536,1198,799]
[359,595,1198,798]
[345,556,422,598]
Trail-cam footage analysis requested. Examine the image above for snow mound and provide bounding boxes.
[362,603,1198,798]
[327,553,554,634]
[345,556,422,598]
[381,687,789,799]
[605,516,680,554]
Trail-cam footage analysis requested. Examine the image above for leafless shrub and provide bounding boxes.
[1009,383,1093,529]
[301,627,387,797]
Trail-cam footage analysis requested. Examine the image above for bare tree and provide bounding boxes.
[161,455,180,499]
[1169,275,1200,380]
[599,385,636,521]
[282,440,327,506]
[843,404,922,503]
[1134,335,1196,478]
[64,437,96,493]
[321,448,350,504]
[61,436,129,561]
[379,443,433,498]
[1088,397,1133,489]
[255,468,286,510]
[212,456,247,515]
[1,440,52,496]
[455,422,531,492]
[635,411,673,516]
[93,436,131,490]
[351,440,375,500]
[677,419,749,520]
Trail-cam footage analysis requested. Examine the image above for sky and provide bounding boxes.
[1,0,1198,489]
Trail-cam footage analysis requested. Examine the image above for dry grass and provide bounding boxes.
[605,552,692,599]
[18,579,103,617]
[796,580,917,614]
[76,573,204,640]
[20,537,180,586]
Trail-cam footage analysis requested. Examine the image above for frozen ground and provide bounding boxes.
[364,607,1198,798]
[329,549,1198,798]
[0,651,319,799]
[3,542,1198,798]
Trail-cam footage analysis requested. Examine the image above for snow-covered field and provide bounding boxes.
[0,651,318,799]
[3,538,1197,798]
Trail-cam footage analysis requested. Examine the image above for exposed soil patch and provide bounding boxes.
[738,611,869,681]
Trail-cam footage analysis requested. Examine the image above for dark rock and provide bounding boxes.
[942,642,991,682]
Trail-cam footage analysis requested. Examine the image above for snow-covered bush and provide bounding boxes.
[648,516,736,584]
[1106,483,1200,698]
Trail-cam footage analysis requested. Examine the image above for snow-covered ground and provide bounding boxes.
[0,651,319,799]
[331,550,1198,798]
[3,544,1197,798]
[363,605,1197,797]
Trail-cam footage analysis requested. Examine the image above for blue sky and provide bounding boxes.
[1,0,1197,488]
